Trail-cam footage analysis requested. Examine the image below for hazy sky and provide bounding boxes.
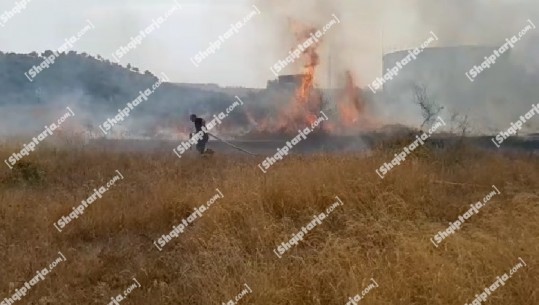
[1,0,538,88]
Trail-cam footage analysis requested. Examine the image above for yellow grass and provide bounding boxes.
[0,144,537,305]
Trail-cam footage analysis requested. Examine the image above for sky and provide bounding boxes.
[0,0,538,88]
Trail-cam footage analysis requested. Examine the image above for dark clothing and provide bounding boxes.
[194,118,204,132]
[192,118,209,154]
[196,133,209,154]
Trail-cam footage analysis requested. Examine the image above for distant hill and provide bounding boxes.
[0,51,254,138]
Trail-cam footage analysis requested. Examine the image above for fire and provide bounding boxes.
[338,71,363,126]
[336,71,380,133]
[212,20,376,138]
[279,23,324,133]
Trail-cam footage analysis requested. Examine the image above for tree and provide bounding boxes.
[42,50,54,58]
[412,83,444,130]
[449,111,471,137]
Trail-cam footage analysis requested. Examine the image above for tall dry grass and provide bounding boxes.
[0,143,537,304]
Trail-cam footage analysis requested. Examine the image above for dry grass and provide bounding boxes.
[0,143,537,305]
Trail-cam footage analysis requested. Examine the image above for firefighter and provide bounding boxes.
[190,114,209,154]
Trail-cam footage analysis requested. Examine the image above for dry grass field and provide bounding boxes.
[0,142,537,305]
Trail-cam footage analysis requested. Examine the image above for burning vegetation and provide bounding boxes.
[240,21,376,139]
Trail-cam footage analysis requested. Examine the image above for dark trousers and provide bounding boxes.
[195,133,209,154]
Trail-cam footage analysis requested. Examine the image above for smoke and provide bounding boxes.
[255,0,539,70]
[1,0,539,142]
[250,0,539,133]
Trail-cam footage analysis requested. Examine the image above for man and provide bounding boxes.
[190,114,209,154]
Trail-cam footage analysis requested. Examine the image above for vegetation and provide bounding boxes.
[0,143,536,304]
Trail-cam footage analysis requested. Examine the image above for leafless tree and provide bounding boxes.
[449,111,471,137]
[412,83,444,130]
